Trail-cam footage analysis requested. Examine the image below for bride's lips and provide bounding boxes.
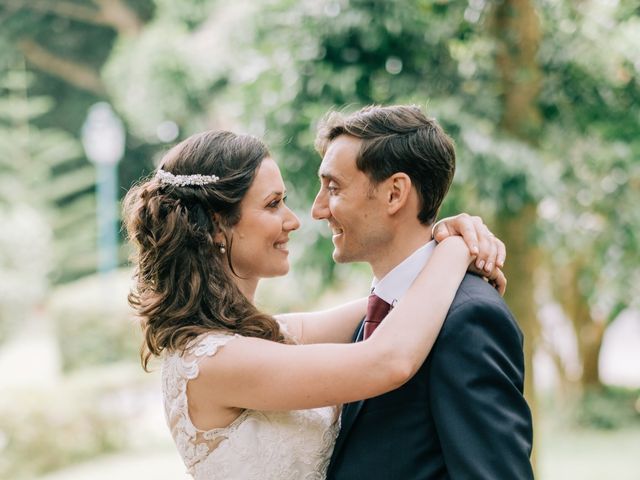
[274,239,289,253]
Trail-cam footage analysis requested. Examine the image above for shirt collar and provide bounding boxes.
[371,240,436,307]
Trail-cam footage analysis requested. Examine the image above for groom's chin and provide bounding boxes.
[332,249,352,264]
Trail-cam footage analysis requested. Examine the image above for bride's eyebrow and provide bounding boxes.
[263,190,286,201]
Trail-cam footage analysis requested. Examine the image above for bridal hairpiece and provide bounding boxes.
[155,169,220,187]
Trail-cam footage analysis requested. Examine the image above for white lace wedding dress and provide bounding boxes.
[162,332,340,479]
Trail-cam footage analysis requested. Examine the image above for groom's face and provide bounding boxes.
[312,135,393,264]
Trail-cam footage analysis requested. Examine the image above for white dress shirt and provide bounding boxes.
[371,240,436,308]
[355,241,436,340]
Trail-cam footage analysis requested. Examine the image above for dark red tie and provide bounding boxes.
[363,294,391,340]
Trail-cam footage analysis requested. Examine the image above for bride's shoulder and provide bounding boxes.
[184,330,242,359]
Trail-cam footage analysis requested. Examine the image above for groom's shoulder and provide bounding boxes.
[445,273,519,332]
[451,272,505,304]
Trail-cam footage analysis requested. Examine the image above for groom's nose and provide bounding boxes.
[311,190,329,220]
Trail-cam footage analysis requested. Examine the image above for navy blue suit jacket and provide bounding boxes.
[327,274,534,479]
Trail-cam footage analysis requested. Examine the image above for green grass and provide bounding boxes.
[538,419,640,479]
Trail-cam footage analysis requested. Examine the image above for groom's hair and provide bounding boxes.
[315,105,456,225]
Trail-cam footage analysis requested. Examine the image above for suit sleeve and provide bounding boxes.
[428,298,534,480]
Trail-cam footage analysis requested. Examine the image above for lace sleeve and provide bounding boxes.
[179,333,239,380]
[162,332,241,476]
[190,333,238,357]
[163,330,339,480]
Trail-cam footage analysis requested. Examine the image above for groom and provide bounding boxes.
[311,105,534,479]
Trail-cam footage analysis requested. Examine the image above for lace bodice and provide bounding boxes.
[161,333,339,480]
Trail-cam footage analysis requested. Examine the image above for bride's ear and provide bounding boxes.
[212,213,227,245]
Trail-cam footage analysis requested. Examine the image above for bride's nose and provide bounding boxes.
[284,206,300,232]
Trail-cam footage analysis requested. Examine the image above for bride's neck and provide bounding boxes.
[234,276,259,303]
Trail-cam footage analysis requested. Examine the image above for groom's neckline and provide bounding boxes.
[371,240,436,307]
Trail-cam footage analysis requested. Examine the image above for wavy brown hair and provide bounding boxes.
[123,130,287,370]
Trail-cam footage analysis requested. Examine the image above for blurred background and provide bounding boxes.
[0,0,639,479]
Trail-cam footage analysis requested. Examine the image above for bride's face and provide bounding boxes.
[228,157,300,281]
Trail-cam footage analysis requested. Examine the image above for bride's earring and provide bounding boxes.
[218,243,226,254]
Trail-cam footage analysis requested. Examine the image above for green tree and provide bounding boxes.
[234,0,640,461]
[2,0,637,400]
[535,0,640,390]
[0,61,93,338]
[0,0,161,281]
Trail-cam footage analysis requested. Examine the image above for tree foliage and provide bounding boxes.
[0,62,94,339]
[235,0,640,391]
[0,0,637,388]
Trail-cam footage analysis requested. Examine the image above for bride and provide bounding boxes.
[123,130,505,479]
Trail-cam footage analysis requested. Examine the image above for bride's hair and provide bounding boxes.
[123,130,287,371]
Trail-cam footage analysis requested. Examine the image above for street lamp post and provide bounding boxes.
[81,102,125,275]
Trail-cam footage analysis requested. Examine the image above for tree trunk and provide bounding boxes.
[494,0,542,136]
[557,260,605,389]
[494,203,540,463]
[18,39,106,96]
[580,319,605,388]
[492,0,542,470]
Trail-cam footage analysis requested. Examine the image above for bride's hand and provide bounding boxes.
[432,213,507,295]
[467,263,507,296]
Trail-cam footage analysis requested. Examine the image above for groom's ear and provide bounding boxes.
[385,173,412,215]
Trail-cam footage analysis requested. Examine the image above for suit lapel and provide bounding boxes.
[332,319,367,460]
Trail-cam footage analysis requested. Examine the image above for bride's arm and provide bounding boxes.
[275,298,367,344]
[276,214,506,345]
[190,236,472,411]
